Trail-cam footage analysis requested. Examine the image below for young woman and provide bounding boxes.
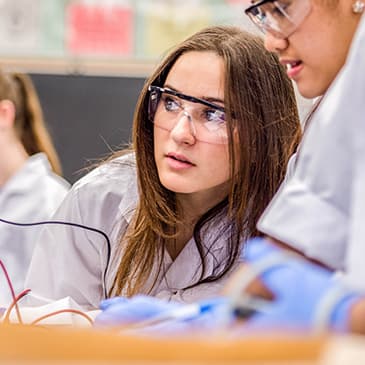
[0,70,70,306]
[245,0,364,269]
[25,26,301,310]
[221,1,365,333]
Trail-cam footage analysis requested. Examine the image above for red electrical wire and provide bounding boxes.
[2,288,31,324]
[0,260,94,327]
[0,259,26,324]
[30,309,94,326]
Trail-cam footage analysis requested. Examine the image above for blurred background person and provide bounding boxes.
[0,69,70,306]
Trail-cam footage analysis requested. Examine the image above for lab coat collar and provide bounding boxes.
[159,219,233,290]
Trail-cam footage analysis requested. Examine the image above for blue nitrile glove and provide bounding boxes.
[130,297,230,336]
[95,294,230,336]
[95,295,182,326]
[236,237,360,333]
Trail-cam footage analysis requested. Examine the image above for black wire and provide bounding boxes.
[0,218,111,299]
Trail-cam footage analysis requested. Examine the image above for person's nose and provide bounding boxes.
[170,111,196,145]
[264,32,289,53]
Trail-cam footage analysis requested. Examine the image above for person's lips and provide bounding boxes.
[281,59,303,79]
[165,152,195,169]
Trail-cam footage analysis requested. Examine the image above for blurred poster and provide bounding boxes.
[66,1,133,56]
[135,0,211,59]
[40,0,67,56]
[212,0,258,30]
[0,0,42,54]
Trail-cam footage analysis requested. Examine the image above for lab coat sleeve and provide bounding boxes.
[340,17,365,291]
[24,184,107,310]
[25,156,137,310]
[257,75,352,270]
[257,175,348,269]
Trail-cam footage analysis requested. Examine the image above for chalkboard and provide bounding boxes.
[31,74,146,184]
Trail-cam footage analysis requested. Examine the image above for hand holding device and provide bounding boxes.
[234,238,360,332]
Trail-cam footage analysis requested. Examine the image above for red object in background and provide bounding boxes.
[66,4,133,56]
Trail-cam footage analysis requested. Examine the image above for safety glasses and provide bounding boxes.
[148,85,228,145]
[244,0,312,39]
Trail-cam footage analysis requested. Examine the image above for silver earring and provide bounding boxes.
[352,0,365,13]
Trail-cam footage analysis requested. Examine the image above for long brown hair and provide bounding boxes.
[0,69,62,175]
[111,26,301,296]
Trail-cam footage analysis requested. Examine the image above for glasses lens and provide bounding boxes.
[148,86,228,144]
[245,0,311,38]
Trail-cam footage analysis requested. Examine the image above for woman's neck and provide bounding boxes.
[166,224,194,261]
[166,183,229,261]
[176,182,229,221]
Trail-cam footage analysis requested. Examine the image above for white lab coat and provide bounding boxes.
[258,14,365,291]
[25,153,241,310]
[0,153,70,306]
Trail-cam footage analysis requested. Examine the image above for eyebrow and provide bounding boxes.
[164,84,225,106]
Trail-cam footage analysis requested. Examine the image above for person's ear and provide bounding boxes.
[0,100,16,130]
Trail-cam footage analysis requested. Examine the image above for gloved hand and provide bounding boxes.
[95,295,182,326]
[95,294,230,336]
[235,237,360,333]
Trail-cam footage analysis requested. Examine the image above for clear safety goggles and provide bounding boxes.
[244,0,312,39]
[148,85,228,145]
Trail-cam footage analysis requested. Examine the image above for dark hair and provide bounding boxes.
[111,26,301,296]
[0,69,62,174]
